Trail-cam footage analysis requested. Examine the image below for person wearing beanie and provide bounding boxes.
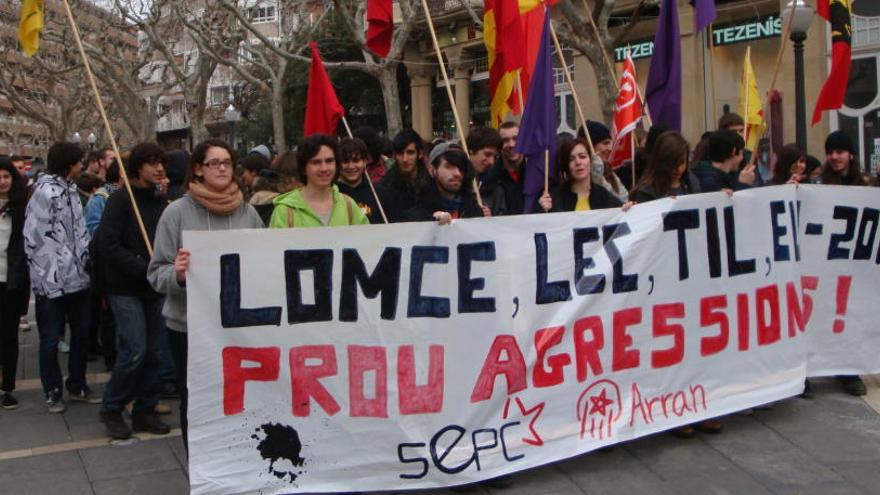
[164,150,189,201]
[248,144,272,162]
[814,130,870,398]
[405,149,483,223]
[821,130,868,186]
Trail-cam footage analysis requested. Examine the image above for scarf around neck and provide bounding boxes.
[188,181,243,216]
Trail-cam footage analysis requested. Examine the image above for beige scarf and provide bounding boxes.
[188,181,243,216]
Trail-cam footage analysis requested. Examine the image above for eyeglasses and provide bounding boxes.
[203,159,233,169]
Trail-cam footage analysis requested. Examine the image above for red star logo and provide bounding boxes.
[502,397,546,446]
[589,389,614,416]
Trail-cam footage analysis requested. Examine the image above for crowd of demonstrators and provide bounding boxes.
[1,114,876,475]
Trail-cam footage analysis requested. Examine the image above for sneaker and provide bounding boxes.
[132,410,171,435]
[58,340,70,353]
[840,376,867,396]
[69,386,102,404]
[46,390,66,413]
[694,419,724,434]
[1,392,20,410]
[99,410,132,440]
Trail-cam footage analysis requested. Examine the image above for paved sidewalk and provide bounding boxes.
[3,319,880,494]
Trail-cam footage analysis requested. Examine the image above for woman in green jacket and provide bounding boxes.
[268,134,369,228]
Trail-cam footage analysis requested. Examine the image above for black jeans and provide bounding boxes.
[0,283,24,392]
[168,328,188,452]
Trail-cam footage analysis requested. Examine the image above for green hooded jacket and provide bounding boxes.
[268,185,369,228]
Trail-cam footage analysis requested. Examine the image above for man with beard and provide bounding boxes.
[406,149,483,223]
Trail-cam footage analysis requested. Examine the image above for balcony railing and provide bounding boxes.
[425,0,473,16]
[157,112,188,132]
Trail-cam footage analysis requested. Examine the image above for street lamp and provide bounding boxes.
[224,103,240,151]
[72,132,81,144]
[87,132,97,152]
[782,0,815,151]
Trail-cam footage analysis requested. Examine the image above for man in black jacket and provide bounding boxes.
[97,143,171,439]
[691,130,756,192]
[406,149,484,223]
[337,137,394,224]
[483,121,525,216]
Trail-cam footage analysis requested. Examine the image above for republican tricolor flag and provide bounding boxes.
[484,0,526,127]
[609,54,642,169]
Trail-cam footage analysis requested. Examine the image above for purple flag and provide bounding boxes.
[691,0,716,32]
[646,0,682,131]
[514,10,556,213]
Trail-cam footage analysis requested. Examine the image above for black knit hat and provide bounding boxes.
[825,130,855,155]
[586,121,611,143]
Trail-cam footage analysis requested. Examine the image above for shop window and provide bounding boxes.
[845,57,877,110]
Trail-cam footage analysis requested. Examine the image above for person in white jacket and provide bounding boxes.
[24,142,100,413]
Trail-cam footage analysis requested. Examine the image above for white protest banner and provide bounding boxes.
[184,185,879,495]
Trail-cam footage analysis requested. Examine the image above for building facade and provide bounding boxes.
[406,0,878,168]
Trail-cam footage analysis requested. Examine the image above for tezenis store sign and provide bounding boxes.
[614,14,783,62]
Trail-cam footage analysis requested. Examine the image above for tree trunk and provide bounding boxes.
[272,60,288,151]
[377,64,402,136]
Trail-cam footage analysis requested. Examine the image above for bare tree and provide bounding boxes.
[183,1,327,151]
[114,0,220,143]
[553,0,655,123]
[221,0,423,135]
[0,21,99,142]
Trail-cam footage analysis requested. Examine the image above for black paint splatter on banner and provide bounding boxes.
[254,423,306,482]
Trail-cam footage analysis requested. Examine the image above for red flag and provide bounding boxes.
[609,55,642,168]
[304,42,344,136]
[366,0,393,58]
[812,0,851,125]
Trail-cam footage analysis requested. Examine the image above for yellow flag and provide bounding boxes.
[738,47,766,151]
[19,0,45,57]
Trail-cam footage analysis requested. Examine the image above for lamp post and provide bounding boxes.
[72,132,81,144]
[224,103,240,152]
[782,0,815,151]
[87,132,97,152]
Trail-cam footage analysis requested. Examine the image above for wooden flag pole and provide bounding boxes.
[420,0,483,206]
[582,0,619,90]
[743,46,752,152]
[630,132,637,189]
[516,71,526,119]
[60,0,152,256]
[768,1,798,99]
[342,116,388,224]
[544,149,550,195]
[548,17,595,156]
[707,23,718,125]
